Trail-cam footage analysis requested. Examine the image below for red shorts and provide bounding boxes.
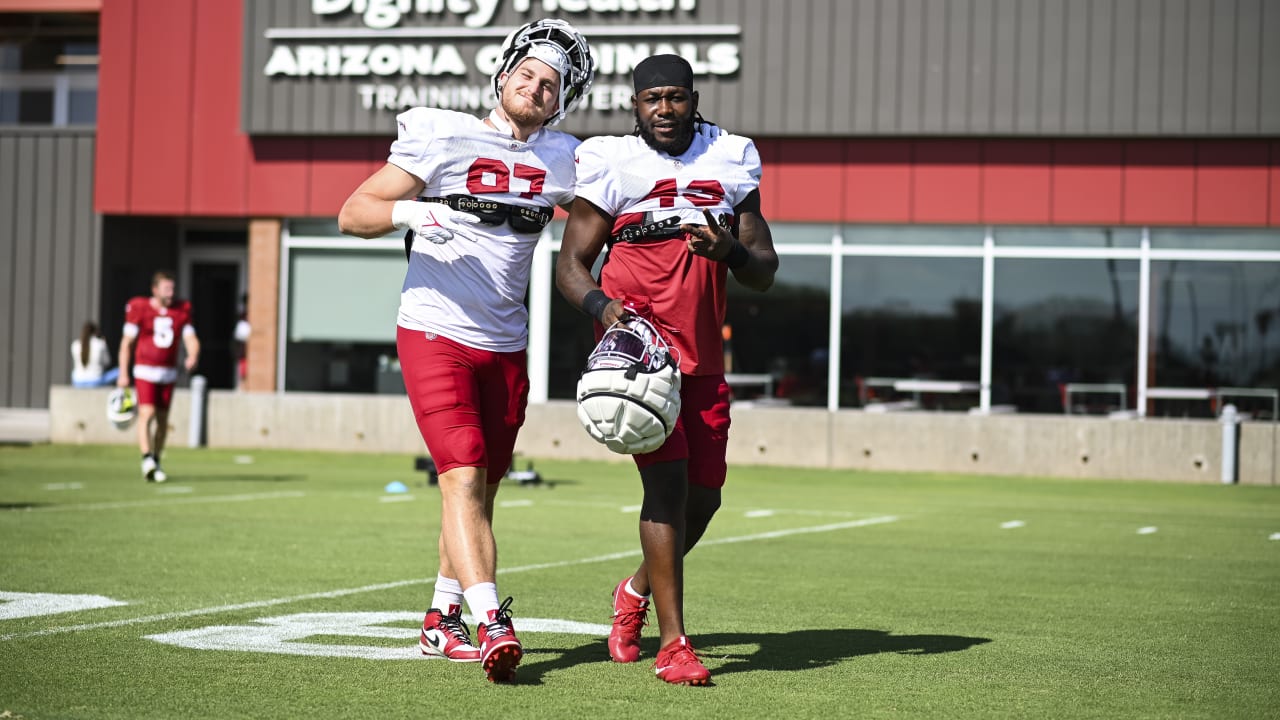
[634,373,731,489]
[134,379,175,410]
[397,326,529,483]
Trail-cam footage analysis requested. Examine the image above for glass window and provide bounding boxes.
[844,225,984,246]
[994,226,1141,248]
[1151,228,1280,251]
[993,259,1139,413]
[0,15,98,126]
[284,247,403,393]
[727,254,831,407]
[1148,260,1280,419]
[840,257,982,409]
[770,223,834,245]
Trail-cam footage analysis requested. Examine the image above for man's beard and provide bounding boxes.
[501,90,550,127]
[635,110,695,155]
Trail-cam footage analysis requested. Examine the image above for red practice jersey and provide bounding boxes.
[124,297,194,380]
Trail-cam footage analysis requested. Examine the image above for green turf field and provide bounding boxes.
[1,443,1277,719]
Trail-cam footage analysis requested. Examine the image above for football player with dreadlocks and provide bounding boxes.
[338,18,594,683]
[556,54,779,686]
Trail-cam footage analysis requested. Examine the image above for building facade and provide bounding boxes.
[3,0,1279,423]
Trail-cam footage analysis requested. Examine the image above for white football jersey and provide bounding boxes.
[389,107,580,352]
[573,131,761,229]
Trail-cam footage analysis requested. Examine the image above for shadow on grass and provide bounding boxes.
[514,629,991,685]
[0,502,48,510]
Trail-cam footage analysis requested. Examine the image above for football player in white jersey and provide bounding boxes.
[338,19,594,684]
[556,55,779,686]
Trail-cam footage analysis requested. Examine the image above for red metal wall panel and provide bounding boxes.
[911,141,982,224]
[127,0,196,214]
[246,139,312,216]
[307,138,385,216]
[1050,142,1125,224]
[1122,141,1197,226]
[768,140,844,224]
[981,141,1052,224]
[188,0,250,215]
[94,0,134,211]
[842,141,912,222]
[1193,142,1270,226]
[1272,143,1280,226]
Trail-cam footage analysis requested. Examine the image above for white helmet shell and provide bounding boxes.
[576,316,681,455]
[493,18,595,126]
[106,387,137,430]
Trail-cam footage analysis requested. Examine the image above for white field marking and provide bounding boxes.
[378,495,415,503]
[0,591,128,620]
[1270,532,1280,541]
[1000,520,1025,529]
[12,491,306,513]
[145,612,612,660]
[156,486,195,494]
[0,514,898,642]
[43,482,84,491]
[1137,526,1158,535]
[540,499,858,518]
[233,455,254,464]
[499,499,534,508]
[744,509,775,518]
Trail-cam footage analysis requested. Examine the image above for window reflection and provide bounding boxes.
[841,257,982,409]
[1149,261,1280,418]
[727,255,830,406]
[993,259,1138,413]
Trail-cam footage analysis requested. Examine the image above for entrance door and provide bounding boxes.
[181,234,247,392]
[189,262,241,390]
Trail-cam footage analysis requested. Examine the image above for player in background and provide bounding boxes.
[556,54,779,686]
[337,19,594,683]
[117,270,200,483]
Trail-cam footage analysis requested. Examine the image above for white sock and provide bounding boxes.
[463,582,500,624]
[432,574,464,614]
[625,578,649,600]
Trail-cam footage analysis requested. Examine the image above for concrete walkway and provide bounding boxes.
[0,407,51,444]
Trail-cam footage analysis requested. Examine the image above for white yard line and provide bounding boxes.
[15,491,307,512]
[0,514,898,642]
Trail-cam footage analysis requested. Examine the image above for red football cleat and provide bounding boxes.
[419,604,481,662]
[477,597,522,683]
[609,577,649,663]
[654,635,711,686]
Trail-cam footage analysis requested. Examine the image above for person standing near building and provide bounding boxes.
[336,19,594,684]
[71,321,118,388]
[556,54,779,686]
[117,270,200,482]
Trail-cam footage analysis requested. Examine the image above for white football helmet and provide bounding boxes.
[493,18,595,126]
[106,387,137,430]
[576,316,681,455]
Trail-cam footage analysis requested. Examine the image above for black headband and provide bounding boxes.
[632,54,693,93]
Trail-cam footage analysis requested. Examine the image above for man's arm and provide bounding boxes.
[555,197,630,327]
[726,189,778,292]
[183,330,200,373]
[337,163,426,239]
[680,189,777,292]
[116,335,134,388]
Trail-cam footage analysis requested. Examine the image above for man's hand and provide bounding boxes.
[393,201,482,245]
[682,209,735,261]
[184,355,198,372]
[116,374,129,389]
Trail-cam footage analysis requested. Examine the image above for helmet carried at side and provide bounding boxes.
[493,18,595,126]
[106,387,137,430]
[576,315,681,455]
